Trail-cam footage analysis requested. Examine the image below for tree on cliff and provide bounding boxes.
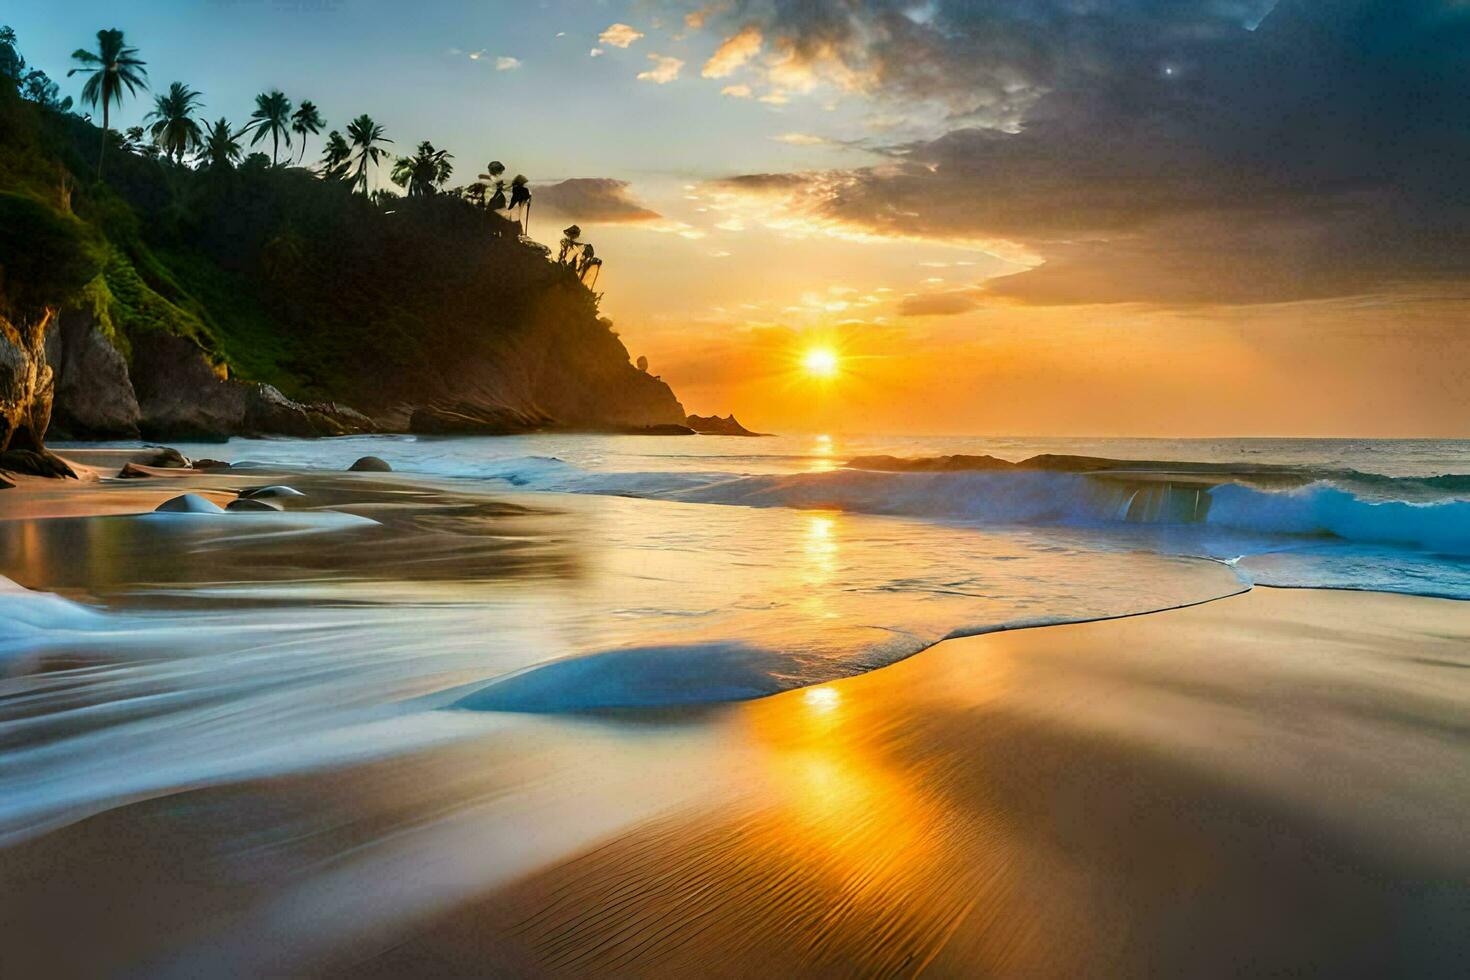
[144,81,204,165]
[202,117,242,170]
[319,130,351,180]
[248,89,293,166]
[391,141,454,198]
[346,114,392,194]
[68,29,148,178]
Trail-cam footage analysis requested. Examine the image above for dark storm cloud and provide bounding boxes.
[703,0,1470,304]
[535,178,662,223]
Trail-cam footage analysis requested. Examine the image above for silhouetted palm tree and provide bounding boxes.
[319,130,352,181]
[291,99,323,164]
[345,114,392,194]
[68,28,148,178]
[202,118,242,170]
[144,81,204,165]
[247,89,292,165]
[391,141,454,197]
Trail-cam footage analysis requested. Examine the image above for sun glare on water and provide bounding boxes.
[802,348,840,378]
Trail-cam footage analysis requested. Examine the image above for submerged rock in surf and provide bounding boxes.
[154,493,226,514]
[452,642,791,713]
[226,497,283,512]
[348,456,392,472]
[238,485,305,499]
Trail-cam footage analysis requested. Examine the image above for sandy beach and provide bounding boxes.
[1,455,1467,977]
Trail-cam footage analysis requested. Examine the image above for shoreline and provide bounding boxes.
[0,587,1463,975]
[0,451,1466,975]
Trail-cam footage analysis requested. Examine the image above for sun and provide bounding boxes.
[802,347,839,378]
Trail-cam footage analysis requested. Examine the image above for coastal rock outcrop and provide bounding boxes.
[129,333,249,441]
[686,414,767,437]
[44,308,141,439]
[123,333,370,441]
[0,310,55,458]
[410,402,554,436]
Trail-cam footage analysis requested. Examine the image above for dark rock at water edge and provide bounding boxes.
[0,449,76,479]
[192,458,231,470]
[305,402,377,436]
[348,456,392,472]
[685,414,770,437]
[44,308,142,439]
[140,446,191,468]
[410,402,553,436]
[243,382,317,438]
[620,423,697,436]
[119,333,378,441]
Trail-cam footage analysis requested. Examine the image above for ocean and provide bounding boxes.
[1,434,1466,840]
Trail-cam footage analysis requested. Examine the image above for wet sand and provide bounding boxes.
[1,460,1468,976]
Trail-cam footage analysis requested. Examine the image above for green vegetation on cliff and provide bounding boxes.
[0,26,682,437]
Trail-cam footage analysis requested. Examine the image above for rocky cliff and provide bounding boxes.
[0,74,686,455]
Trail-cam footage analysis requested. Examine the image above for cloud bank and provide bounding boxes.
[535,179,663,223]
[697,0,1470,306]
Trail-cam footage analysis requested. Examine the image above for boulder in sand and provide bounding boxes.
[192,459,232,470]
[138,446,191,468]
[348,456,392,472]
[0,450,77,479]
[226,498,283,512]
[154,494,225,514]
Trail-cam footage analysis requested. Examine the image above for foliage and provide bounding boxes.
[144,81,204,163]
[391,141,453,197]
[0,192,102,320]
[68,29,147,176]
[290,100,323,164]
[0,28,616,414]
[202,117,242,170]
[247,89,292,165]
[345,114,391,194]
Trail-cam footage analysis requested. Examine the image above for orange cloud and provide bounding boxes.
[702,25,763,78]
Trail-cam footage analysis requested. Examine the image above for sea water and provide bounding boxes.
[0,434,1465,839]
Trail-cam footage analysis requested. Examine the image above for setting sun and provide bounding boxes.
[802,348,839,378]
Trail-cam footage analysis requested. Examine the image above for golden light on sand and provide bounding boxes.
[802,347,839,378]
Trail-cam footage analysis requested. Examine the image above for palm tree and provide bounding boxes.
[247,89,292,165]
[202,118,242,170]
[319,130,352,180]
[391,141,454,197]
[290,99,324,164]
[68,29,148,178]
[144,81,204,165]
[345,114,392,194]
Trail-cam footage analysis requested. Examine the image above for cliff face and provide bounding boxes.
[401,302,686,431]
[0,82,687,448]
[0,309,54,454]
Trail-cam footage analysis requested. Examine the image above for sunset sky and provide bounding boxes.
[11,0,1470,436]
